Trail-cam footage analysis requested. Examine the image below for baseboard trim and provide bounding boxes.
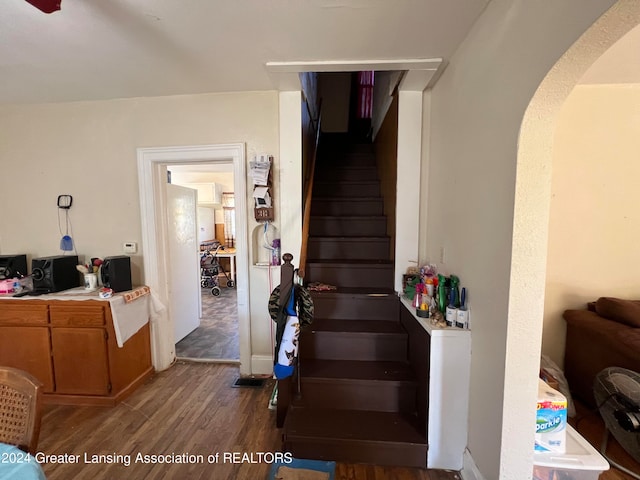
[461,449,485,480]
[251,354,274,375]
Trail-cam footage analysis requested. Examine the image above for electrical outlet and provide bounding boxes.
[123,242,137,254]
[440,246,446,264]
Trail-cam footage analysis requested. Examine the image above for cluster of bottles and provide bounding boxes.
[412,270,469,329]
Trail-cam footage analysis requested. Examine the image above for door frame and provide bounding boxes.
[137,143,249,372]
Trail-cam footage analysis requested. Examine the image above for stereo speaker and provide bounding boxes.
[101,255,132,293]
[31,255,80,293]
[0,254,28,280]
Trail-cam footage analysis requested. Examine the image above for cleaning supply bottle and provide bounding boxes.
[271,239,281,266]
[413,283,423,309]
[456,288,469,328]
[437,274,447,313]
[449,275,460,307]
[445,288,457,327]
[425,276,435,298]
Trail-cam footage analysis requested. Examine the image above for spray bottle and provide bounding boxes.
[456,288,469,329]
[437,274,447,313]
[449,275,460,307]
[445,288,457,327]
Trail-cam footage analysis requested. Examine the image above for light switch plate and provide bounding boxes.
[123,242,137,254]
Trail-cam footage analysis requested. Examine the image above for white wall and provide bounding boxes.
[0,90,280,375]
[372,71,403,140]
[423,1,623,478]
[543,84,640,367]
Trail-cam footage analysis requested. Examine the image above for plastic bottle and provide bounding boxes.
[445,288,457,327]
[449,275,460,307]
[271,239,281,266]
[437,274,447,313]
[413,283,423,309]
[456,288,469,329]
[425,277,435,297]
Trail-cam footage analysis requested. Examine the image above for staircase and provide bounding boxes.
[282,133,428,468]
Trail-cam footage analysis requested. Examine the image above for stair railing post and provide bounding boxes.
[276,253,294,428]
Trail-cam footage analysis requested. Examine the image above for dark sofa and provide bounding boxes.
[563,297,640,408]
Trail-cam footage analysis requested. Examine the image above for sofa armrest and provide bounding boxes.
[563,309,640,408]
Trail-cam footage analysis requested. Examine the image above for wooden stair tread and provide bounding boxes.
[306,259,393,265]
[308,235,389,240]
[284,408,426,444]
[309,287,396,296]
[307,319,404,334]
[317,166,376,171]
[314,180,379,185]
[312,197,382,202]
[301,360,416,382]
[310,215,386,220]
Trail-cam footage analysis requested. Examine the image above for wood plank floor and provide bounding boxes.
[570,399,640,480]
[175,286,239,360]
[37,362,459,480]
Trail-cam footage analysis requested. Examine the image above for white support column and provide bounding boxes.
[395,90,423,292]
[278,91,303,266]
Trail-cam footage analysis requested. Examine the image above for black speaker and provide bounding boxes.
[101,256,132,293]
[0,254,28,280]
[31,255,80,293]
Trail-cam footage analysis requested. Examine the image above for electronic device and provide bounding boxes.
[101,255,132,293]
[0,254,28,280]
[594,367,640,479]
[31,255,80,293]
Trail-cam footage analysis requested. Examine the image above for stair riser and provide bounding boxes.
[320,153,376,166]
[320,143,374,155]
[314,182,380,197]
[300,332,407,361]
[311,295,399,320]
[308,238,389,260]
[305,263,393,289]
[311,199,383,216]
[283,439,427,469]
[299,380,417,413]
[315,167,378,181]
[309,218,386,237]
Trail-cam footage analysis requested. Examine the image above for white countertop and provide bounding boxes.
[400,295,471,337]
[0,286,159,348]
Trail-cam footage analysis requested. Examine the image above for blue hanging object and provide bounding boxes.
[58,204,75,253]
[274,289,299,380]
[60,235,74,251]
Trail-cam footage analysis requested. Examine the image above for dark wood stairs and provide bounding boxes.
[282,133,428,468]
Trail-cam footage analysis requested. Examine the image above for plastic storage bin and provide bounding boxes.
[533,424,609,479]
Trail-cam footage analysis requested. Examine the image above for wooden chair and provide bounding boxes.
[0,366,43,455]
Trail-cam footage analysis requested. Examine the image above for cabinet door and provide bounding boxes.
[0,327,55,393]
[51,328,110,395]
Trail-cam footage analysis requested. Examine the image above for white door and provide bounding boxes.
[166,183,201,343]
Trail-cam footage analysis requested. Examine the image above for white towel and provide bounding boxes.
[109,295,150,347]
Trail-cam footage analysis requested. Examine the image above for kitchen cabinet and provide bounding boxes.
[0,302,54,392]
[0,298,153,406]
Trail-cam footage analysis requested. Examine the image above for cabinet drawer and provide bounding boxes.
[0,304,49,325]
[50,304,106,326]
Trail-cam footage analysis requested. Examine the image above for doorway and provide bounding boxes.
[137,143,250,373]
[168,163,240,362]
